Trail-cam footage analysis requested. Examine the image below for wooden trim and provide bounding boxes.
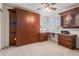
[60,7,79,28]
[59,7,79,16]
[75,48,79,50]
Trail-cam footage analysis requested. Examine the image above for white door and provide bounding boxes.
[0,3,2,50]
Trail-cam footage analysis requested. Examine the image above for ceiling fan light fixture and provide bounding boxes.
[37,3,56,13]
[43,7,52,12]
[46,7,51,12]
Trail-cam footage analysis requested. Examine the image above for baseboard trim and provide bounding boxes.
[74,48,79,50]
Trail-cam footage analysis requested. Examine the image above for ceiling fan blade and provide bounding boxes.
[41,3,56,5]
[41,3,44,5]
[41,3,49,8]
[37,8,42,10]
[51,3,56,5]
[50,8,57,10]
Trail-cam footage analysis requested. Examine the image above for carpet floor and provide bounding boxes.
[0,41,79,56]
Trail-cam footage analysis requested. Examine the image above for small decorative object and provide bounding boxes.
[14,38,16,40]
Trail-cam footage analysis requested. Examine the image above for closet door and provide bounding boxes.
[16,9,30,46]
[29,13,40,43]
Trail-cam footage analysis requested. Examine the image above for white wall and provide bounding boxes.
[0,3,2,50]
[1,5,9,48]
[1,5,12,48]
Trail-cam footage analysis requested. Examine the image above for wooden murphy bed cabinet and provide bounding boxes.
[9,8,40,46]
[58,34,76,49]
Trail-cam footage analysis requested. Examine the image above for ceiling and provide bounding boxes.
[4,3,79,15]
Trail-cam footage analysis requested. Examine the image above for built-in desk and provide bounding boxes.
[58,34,76,49]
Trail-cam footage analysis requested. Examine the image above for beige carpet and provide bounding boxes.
[0,41,79,56]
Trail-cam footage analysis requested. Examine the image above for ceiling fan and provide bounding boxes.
[37,3,56,12]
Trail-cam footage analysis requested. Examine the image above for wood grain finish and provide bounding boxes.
[16,9,40,46]
[40,33,48,42]
[9,8,40,46]
[59,7,79,16]
[9,9,16,46]
[58,34,76,49]
[29,13,40,43]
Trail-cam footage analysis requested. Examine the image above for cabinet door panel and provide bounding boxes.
[16,9,30,46]
[29,30,39,43]
[29,14,40,43]
[58,35,63,45]
[16,9,40,46]
[40,33,48,42]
